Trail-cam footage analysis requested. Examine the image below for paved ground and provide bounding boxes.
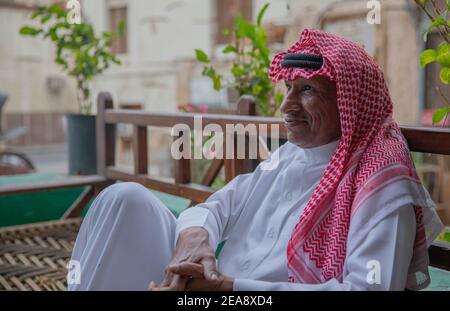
[13,144,68,174]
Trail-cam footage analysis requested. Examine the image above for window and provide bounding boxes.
[216,0,252,44]
[109,6,128,54]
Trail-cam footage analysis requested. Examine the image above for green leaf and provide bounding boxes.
[420,49,437,68]
[252,84,263,95]
[49,4,65,17]
[257,3,270,26]
[19,26,42,36]
[436,42,450,67]
[202,66,213,77]
[222,45,237,54]
[40,13,52,24]
[234,16,247,39]
[231,65,245,77]
[118,20,126,37]
[111,57,121,65]
[432,106,450,124]
[440,67,450,84]
[223,28,230,35]
[431,17,446,28]
[242,22,256,41]
[436,47,450,67]
[31,10,42,20]
[212,74,222,90]
[424,17,447,41]
[195,49,210,63]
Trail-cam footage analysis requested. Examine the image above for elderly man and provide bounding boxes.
[69,29,443,291]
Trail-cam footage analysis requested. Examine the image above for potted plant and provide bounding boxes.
[416,0,450,124]
[193,3,285,172]
[19,4,123,174]
[415,0,450,229]
[194,3,284,117]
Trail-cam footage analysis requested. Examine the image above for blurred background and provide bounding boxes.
[0,0,449,227]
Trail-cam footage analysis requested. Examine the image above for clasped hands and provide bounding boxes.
[148,227,234,291]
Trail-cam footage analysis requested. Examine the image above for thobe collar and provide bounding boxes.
[296,139,340,164]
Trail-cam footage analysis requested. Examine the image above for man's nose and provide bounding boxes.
[280,95,301,114]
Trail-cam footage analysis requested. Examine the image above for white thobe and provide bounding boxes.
[69,140,417,291]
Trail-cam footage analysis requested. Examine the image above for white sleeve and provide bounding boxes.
[175,172,253,251]
[233,204,416,291]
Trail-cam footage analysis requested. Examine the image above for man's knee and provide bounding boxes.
[94,182,161,215]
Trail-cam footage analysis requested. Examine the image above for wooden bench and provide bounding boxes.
[0,92,449,290]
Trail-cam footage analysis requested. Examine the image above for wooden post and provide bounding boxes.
[96,92,116,177]
[223,132,234,182]
[133,125,148,174]
[235,95,256,176]
[201,158,224,186]
[237,95,256,116]
[174,130,191,184]
[224,95,256,182]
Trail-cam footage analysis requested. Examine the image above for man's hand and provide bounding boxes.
[151,262,234,291]
[148,227,218,291]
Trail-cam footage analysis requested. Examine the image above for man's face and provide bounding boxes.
[281,76,341,148]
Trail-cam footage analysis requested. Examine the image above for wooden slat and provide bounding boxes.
[237,95,256,116]
[0,1,35,10]
[429,241,450,271]
[233,136,246,177]
[257,136,271,161]
[235,96,257,175]
[104,110,287,139]
[0,175,108,196]
[201,158,224,186]
[132,125,148,174]
[105,167,214,202]
[104,109,450,155]
[401,126,450,155]
[224,133,234,183]
[173,130,191,184]
[96,92,116,176]
[61,186,95,219]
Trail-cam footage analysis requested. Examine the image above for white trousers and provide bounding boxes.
[68,182,177,291]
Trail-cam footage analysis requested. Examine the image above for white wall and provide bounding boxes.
[81,0,215,113]
[0,5,78,114]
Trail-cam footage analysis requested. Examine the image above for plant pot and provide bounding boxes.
[66,113,97,175]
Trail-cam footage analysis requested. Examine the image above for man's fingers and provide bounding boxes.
[186,277,224,291]
[148,281,156,290]
[201,256,219,281]
[168,262,204,278]
[157,274,188,291]
[151,274,186,291]
[158,270,173,288]
[186,278,209,291]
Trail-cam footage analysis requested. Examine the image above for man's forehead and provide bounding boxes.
[284,76,331,85]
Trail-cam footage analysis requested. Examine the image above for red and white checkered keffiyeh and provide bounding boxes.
[270,29,443,289]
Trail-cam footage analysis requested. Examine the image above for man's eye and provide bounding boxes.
[302,85,312,92]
